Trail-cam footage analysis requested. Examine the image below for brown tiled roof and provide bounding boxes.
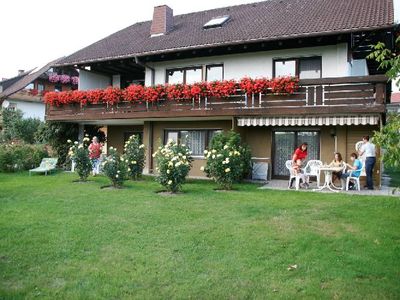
[55,0,394,66]
[0,58,63,101]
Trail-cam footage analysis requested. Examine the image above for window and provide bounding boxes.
[299,57,321,79]
[24,83,34,90]
[164,129,222,156]
[203,15,230,29]
[55,84,62,92]
[37,83,44,92]
[185,67,202,84]
[167,67,202,84]
[167,69,184,84]
[8,103,17,111]
[274,60,296,77]
[206,64,224,81]
[273,57,322,79]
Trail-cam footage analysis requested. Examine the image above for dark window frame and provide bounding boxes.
[163,129,222,156]
[273,56,322,79]
[37,83,45,92]
[205,64,224,81]
[166,66,203,84]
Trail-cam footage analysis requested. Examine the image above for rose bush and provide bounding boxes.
[102,146,128,188]
[203,131,252,190]
[68,136,92,181]
[124,135,146,180]
[153,140,193,193]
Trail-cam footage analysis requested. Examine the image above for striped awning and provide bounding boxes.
[237,115,380,127]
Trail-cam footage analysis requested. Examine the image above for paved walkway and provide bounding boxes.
[260,179,399,197]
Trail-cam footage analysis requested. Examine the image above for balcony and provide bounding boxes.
[46,75,387,122]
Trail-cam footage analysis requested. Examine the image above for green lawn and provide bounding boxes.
[0,173,399,299]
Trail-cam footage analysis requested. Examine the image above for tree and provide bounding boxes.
[0,108,43,144]
[368,35,400,192]
[367,35,400,86]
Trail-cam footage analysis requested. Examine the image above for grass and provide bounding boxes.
[0,172,399,299]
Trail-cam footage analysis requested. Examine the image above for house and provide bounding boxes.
[0,59,78,122]
[388,92,400,113]
[46,0,395,185]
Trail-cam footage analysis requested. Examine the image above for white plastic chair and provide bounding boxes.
[345,163,364,191]
[304,160,323,188]
[285,160,302,190]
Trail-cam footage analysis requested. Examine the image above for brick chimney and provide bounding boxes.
[150,5,173,37]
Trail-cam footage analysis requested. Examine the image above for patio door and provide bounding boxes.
[272,130,320,178]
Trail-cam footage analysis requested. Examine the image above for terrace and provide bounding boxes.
[46,75,388,122]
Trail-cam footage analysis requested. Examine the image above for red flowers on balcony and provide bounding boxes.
[44,76,298,107]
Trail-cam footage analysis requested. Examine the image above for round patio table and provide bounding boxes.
[313,166,343,192]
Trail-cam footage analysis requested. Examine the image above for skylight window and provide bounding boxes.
[203,15,230,29]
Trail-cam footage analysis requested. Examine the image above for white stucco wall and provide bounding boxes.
[145,43,356,86]
[79,69,111,90]
[8,99,45,121]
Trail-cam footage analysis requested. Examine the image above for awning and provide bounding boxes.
[237,115,380,127]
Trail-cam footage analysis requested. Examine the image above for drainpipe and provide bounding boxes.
[135,56,155,86]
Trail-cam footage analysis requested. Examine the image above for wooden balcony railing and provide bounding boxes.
[46,75,387,121]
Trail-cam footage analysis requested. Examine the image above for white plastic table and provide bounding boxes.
[313,166,343,192]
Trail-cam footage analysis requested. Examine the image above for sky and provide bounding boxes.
[0,0,399,80]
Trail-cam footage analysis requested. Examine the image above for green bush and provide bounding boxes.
[68,137,92,181]
[0,143,48,172]
[102,147,128,188]
[153,140,193,193]
[0,109,43,144]
[203,131,251,190]
[124,135,146,180]
[36,122,79,168]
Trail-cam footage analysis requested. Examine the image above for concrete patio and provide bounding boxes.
[259,178,399,197]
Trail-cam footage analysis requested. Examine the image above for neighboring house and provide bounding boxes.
[47,0,395,185]
[388,92,400,113]
[0,59,78,121]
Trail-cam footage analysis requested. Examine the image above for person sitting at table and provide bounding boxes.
[340,153,362,190]
[328,152,345,183]
[292,158,309,189]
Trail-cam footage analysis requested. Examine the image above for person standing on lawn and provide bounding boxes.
[358,135,376,190]
[290,143,308,188]
[89,136,103,176]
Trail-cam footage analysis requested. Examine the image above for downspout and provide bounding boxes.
[135,56,155,86]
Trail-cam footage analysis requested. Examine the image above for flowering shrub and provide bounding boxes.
[43,76,299,106]
[102,146,128,188]
[203,131,252,190]
[153,140,193,193]
[103,87,122,105]
[68,136,92,181]
[71,76,79,85]
[48,73,60,83]
[124,135,146,180]
[208,80,238,98]
[59,75,71,84]
[124,84,145,103]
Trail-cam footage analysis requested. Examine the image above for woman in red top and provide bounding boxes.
[289,143,308,188]
[89,136,103,176]
[292,142,308,163]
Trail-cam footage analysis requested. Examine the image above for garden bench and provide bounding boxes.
[29,158,58,176]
